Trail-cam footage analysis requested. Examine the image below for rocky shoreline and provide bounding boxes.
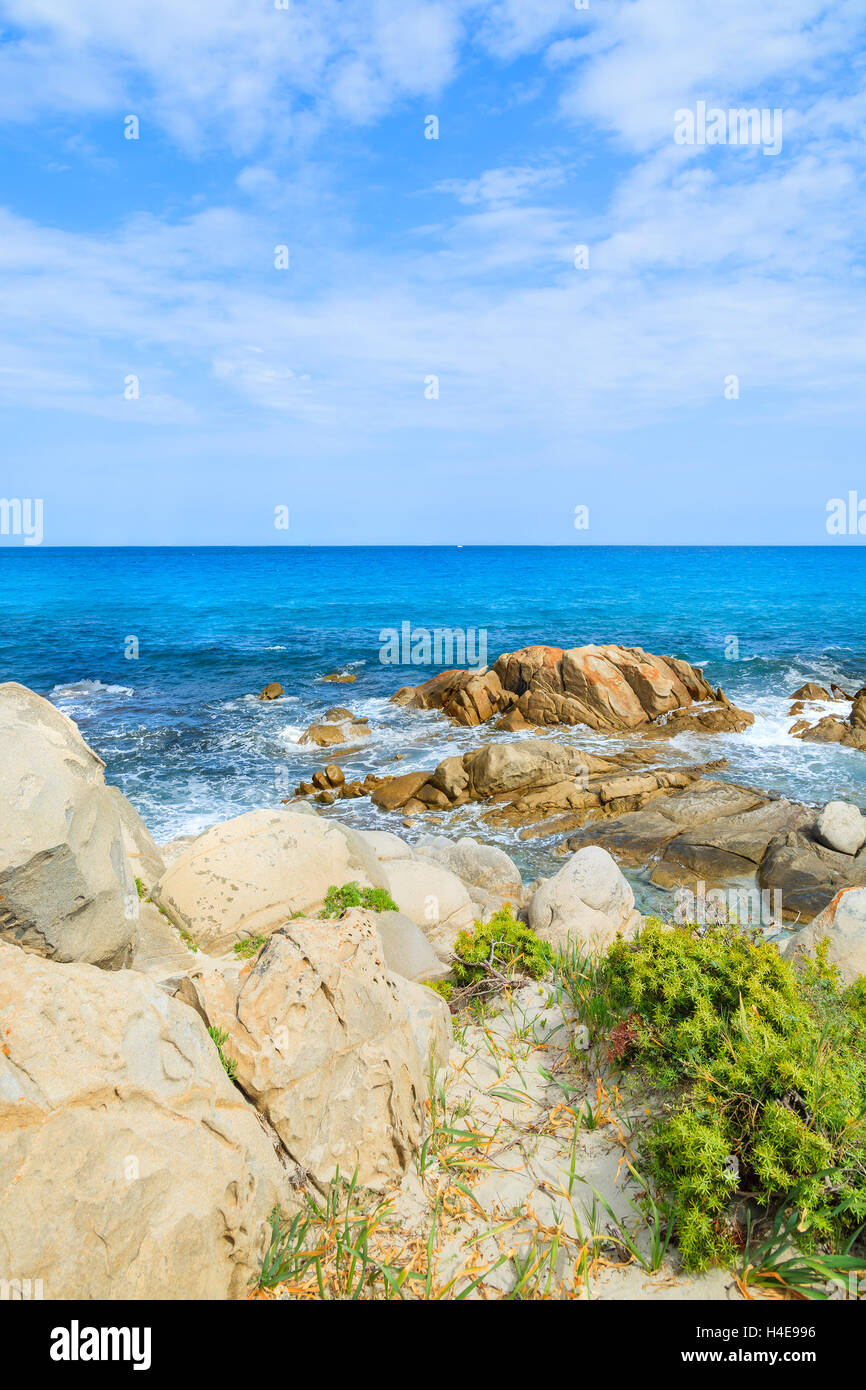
[2,652,866,1301]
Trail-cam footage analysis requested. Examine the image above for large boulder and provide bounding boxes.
[185,912,447,1188]
[783,887,866,986]
[106,786,165,891]
[815,801,866,857]
[528,846,641,951]
[371,770,431,812]
[464,740,588,800]
[151,808,384,954]
[0,942,290,1299]
[0,682,137,969]
[415,835,523,897]
[392,644,743,733]
[382,858,476,958]
[371,909,451,982]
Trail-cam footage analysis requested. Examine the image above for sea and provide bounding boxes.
[2,546,864,901]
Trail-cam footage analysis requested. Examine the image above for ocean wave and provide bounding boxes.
[51,679,134,700]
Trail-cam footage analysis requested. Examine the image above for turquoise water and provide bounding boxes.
[1,546,864,857]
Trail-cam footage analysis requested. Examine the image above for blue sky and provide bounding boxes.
[0,0,864,545]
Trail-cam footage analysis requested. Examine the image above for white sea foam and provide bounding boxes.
[51,679,134,699]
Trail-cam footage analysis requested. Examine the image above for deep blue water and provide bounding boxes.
[1,547,864,856]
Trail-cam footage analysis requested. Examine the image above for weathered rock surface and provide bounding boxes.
[259,682,284,700]
[106,785,165,891]
[391,643,751,734]
[791,682,831,701]
[151,808,383,953]
[758,829,866,922]
[299,709,370,747]
[415,836,522,897]
[815,801,866,857]
[793,694,866,752]
[528,846,641,951]
[783,887,866,985]
[383,858,476,958]
[185,912,445,1188]
[0,942,290,1299]
[0,682,137,969]
[343,734,726,838]
[563,778,865,922]
[372,909,452,982]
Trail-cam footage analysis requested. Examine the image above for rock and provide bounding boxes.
[151,808,382,953]
[372,910,452,982]
[564,781,767,865]
[783,888,866,986]
[392,976,453,1072]
[815,801,866,857]
[0,942,291,1299]
[791,683,830,700]
[649,799,811,888]
[427,755,470,801]
[299,716,370,747]
[354,829,416,862]
[106,786,165,891]
[528,846,641,952]
[415,835,522,897]
[129,900,197,981]
[259,682,284,700]
[393,643,739,733]
[157,833,199,869]
[831,684,853,701]
[383,858,476,957]
[324,764,345,787]
[0,682,137,970]
[185,912,433,1188]
[795,698,866,752]
[371,770,431,811]
[322,672,356,683]
[494,708,533,732]
[325,706,353,720]
[758,829,866,922]
[465,740,588,799]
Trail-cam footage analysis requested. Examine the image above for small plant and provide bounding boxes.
[318,882,399,918]
[134,876,147,900]
[233,934,268,960]
[451,905,552,988]
[207,1025,237,1081]
[424,979,454,1002]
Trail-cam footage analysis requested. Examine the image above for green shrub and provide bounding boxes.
[423,979,454,1002]
[207,1025,237,1082]
[318,882,398,918]
[451,905,552,987]
[233,934,268,960]
[595,920,866,1271]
